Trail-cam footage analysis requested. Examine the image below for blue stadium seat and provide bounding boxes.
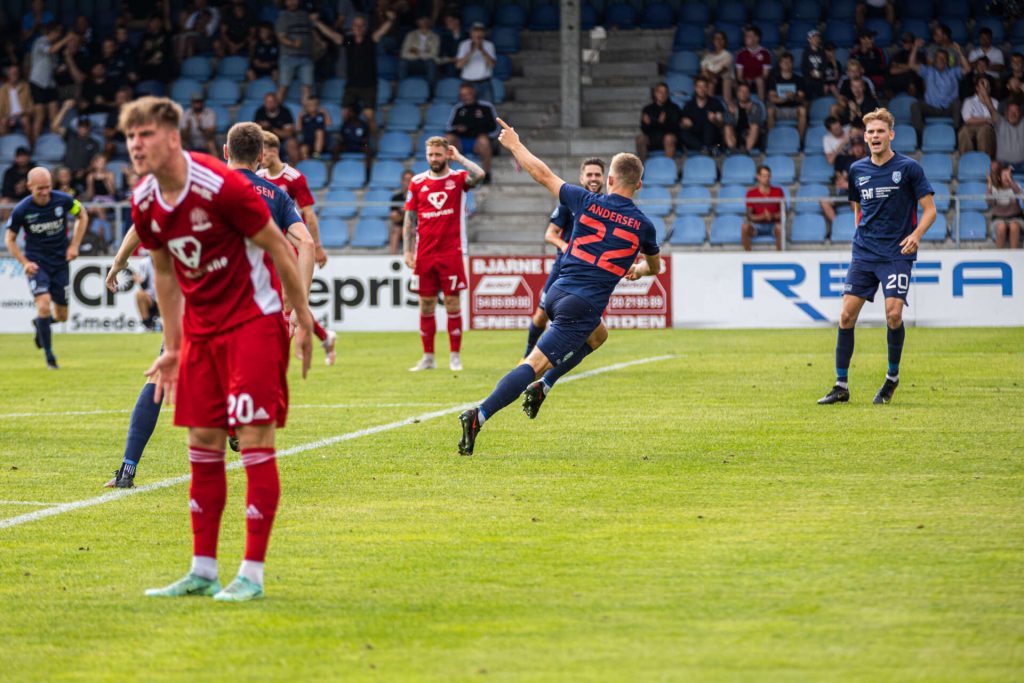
[958,152,991,181]
[931,182,951,211]
[958,182,988,211]
[758,24,781,49]
[945,19,968,45]
[494,54,513,80]
[665,73,694,100]
[368,160,405,189]
[679,4,709,24]
[641,2,675,28]
[244,78,276,103]
[809,97,836,126]
[892,124,917,153]
[377,54,398,81]
[716,185,748,215]
[681,155,717,185]
[295,159,327,190]
[799,155,833,183]
[922,213,948,241]
[827,0,856,20]
[717,22,743,49]
[330,160,366,189]
[921,155,953,183]
[791,214,827,242]
[939,0,969,20]
[322,189,358,219]
[319,218,350,248]
[207,78,241,105]
[495,4,527,28]
[416,131,445,150]
[234,102,259,125]
[786,20,817,49]
[209,105,230,133]
[180,56,212,81]
[321,78,346,101]
[795,183,830,214]
[395,78,429,105]
[766,127,800,154]
[902,3,933,19]
[377,132,413,160]
[667,51,700,76]
[921,124,955,153]
[830,211,856,241]
[824,22,855,46]
[376,79,393,105]
[135,80,165,97]
[764,155,795,184]
[650,216,667,245]
[435,78,462,103]
[709,215,743,244]
[669,215,707,244]
[170,78,204,104]
[959,212,988,241]
[33,133,65,162]
[753,0,784,22]
[642,156,678,186]
[529,3,560,30]
[721,155,756,185]
[350,219,389,248]
[673,23,706,51]
[285,80,304,103]
[638,186,672,216]
[675,186,711,214]
[605,2,637,29]
[716,0,746,23]
[322,103,343,131]
[386,103,422,132]
[360,189,395,218]
[864,19,894,47]
[424,102,453,130]
[217,55,248,79]
[491,78,506,104]
[462,3,490,27]
[791,0,820,20]
[493,26,521,53]
[888,94,915,123]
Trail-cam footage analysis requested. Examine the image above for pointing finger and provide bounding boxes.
[496,117,512,130]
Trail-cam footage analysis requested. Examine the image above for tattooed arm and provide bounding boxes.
[402,210,418,269]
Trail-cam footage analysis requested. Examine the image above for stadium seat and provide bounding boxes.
[716,185,748,215]
[233,102,258,126]
[605,2,636,29]
[791,0,820,20]
[217,55,248,79]
[491,78,506,104]
[462,3,490,27]
[892,124,917,153]
[958,152,991,181]
[295,159,327,190]
[495,4,527,28]
[673,23,706,51]
[709,215,743,244]
[494,54,513,80]
[824,22,855,47]
[170,78,203,105]
[921,124,955,152]
[209,105,230,133]
[786,20,817,49]
[920,155,953,183]
[377,132,413,160]
[350,219,389,248]
[675,186,711,215]
[321,78,346,102]
[864,18,893,46]
[799,156,833,184]
[377,54,398,82]
[368,160,405,189]
[808,97,836,127]
[319,218,350,248]
[322,102,343,131]
[423,102,453,130]
[679,4,709,24]
[716,0,746,23]
[650,216,667,245]
[922,213,948,241]
[135,80,165,97]
[946,19,969,45]
[887,94,916,123]
[830,210,856,241]
[493,27,521,54]
[329,160,366,189]
[931,182,951,211]
[828,0,856,20]
[666,51,699,77]
[669,215,707,245]
[376,79,393,105]
[753,0,784,22]
[795,183,830,214]
[360,189,395,219]
[791,214,827,243]
[0,133,30,159]
[285,81,304,103]
[682,155,717,185]
[580,3,598,29]
[764,155,795,184]
[416,130,445,150]
[641,2,675,28]
[529,3,560,30]
[758,23,782,49]
[958,182,988,211]
[33,133,65,162]
[766,127,800,154]
[180,56,212,81]
[642,157,678,186]
[435,78,462,103]
[244,78,277,103]
[976,17,1005,44]
[322,189,358,219]
[717,22,743,49]
[207,78,241,105]
[959,212,988,241]
[666,73,694,100]
[386,103,422,132]
[394,78,429,105]
[638,186,672,216]
[902,2,933,20]
[721,155,756,185]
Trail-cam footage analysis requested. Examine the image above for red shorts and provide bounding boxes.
[413,253,467,297]
[174,314,290,429]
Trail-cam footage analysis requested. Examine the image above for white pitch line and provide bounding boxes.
[0,403,446,419]
[0,355,673,531]
[0,500,61,507]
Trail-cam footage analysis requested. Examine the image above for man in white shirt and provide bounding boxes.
[967,28,1004,78]
[181,94,218,156]
[957,77,996,156]
[822,116,851,165]
[455,22,496,104]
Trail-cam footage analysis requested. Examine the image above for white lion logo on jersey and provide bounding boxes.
[427,192,448,210]
[167,236,203,269]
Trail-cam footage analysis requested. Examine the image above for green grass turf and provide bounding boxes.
[0,328,1021,682]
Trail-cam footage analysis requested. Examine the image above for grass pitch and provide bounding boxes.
[0,328,1021,682]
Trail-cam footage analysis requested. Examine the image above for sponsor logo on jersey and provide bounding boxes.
[892,171,901,183]
[858,175,870,186]
[427,191,448,210]
[190,208,212,232]
[168,235,203,269]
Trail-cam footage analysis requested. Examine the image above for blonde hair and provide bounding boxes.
[118,96,182,133]
[609,152,643,189]
[862,107,896,131]
[261,130,281,151]
[425,136,449,150]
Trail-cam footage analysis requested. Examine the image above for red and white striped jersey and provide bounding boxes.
[404,168,469,258]
[257,163,316,209]
[132,151,281,339]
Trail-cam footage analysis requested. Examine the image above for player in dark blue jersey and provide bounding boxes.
[818,108,937,406]
[459,119,661,455]
[4,167,89,369]
[523,157,606,357]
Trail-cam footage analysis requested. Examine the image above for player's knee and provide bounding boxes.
[443,297,460,314]
[839,309,858,328]
[53,308,68,322]
[588,326,609,349]
[419,297,437,314]
[885,309,903,329]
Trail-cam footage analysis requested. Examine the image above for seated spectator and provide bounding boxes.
[337,106,370,157]
[181,94,218,156]
[836,59,877,102]
[679,76,725,153]
[823,116,852,165]
[445,83,498,179]
[399,16,440,88]
[249,22,280,81]
[29,22,72,144]
[52,107,100,182]
[390,169,413,254]
[216,0,253,58]
[968,27,1004,78]
[910,39,969,135]
[988,163,1024,248]
[723,82,765,153]
[99,37,135,86]
[742,165,783,251]
[833,127,866,178]
[456,22,497,104]
[855,0,894,31]
[981,97,1024,166]
[700,31,734,102]
[821,42,841,99]
[79,62,117,114]
[735,25,771,102]
[0,65,32,137]
[888,32,923,98]
[54,165,78,197]
[1,147,33,204]
[255,92,297,161]
[1001,53,1024,106]
[820,163,851,224]
[822,134,865,221]
[801,30,829,99]
[177,0,221,59]
[636,82,680,160]
[276,0,314,103]
[850,30,887,91]
[961,56,993,100]
[839,77,878,127]
[83,153,116,202]
[299,97,331,160]
[767,52,808,140]
[137,15,174,84]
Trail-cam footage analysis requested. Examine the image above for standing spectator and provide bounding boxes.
[248,22,280,82]
[298,97,331,160]
[103,86,132,160]
[137,15,174,84]
[389,169,414,254]
[53,31,90,104]
[29,23,73,144]
[372,0,409,56]
[83,153,116,202]
[980,93,1024,166]
[456,22,497,104]
[742,165,784,251]
[679,76,725,153]
[255,92,298,161]
[855,0,894,31]
[636,82,680,160]
[181,94,218,156]
[888,32,923,98]
[439,13,467,78]
[0,65,32,137]
[850,30,887,91]
[399,16,440,89]
[216,0,253,59]
[700,31,734,102]
[988,163,1024,248]
[79,63,117,114]
[276,0,314,103]
[21,0,54,46]
[735,25,772,102]
[766,52,808,141]
[910,39,969,136]
[55,113,100,183]
[178,0,221,59]
[723,81,766,153]
[968,28,1004,78]
[802,30,829,99]
[823,116,852,165]
[445,83,498,180]
[1,147,33,205]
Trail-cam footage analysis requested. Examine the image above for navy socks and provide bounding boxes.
[480,364,537,422]
[524,322,544,358]
[542,343,593,389]
[123,382,163,467]
[887,323,905,379]
[835,326,854,387]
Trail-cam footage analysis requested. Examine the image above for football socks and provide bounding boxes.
[480,364,537,420]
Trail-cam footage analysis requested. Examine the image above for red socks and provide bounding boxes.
[447,313,462,352]
[188,446,227,559]
[241,448,279,563]
[312,319,327,342]
[420,314,436,353]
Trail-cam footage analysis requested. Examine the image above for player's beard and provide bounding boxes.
[429,160,448,174]
[586,181,602,192]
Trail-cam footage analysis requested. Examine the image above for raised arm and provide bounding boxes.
[371,11,395,43]
[495,117,564,198]
[450,146,486,188]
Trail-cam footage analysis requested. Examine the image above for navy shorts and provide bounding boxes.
[27,263,69,306]
[844,259,913,303]
[535,285,602,366]
[538,256,564,311]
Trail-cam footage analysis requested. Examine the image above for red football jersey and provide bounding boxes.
[404,168,469,258]
[735,46,772,81]
[257,164,316,209]
[132,152,281,339]
[745,185,785,220]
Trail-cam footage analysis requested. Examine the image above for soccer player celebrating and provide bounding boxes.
[4,167,88,369]
[257,131,338,365]
[458,120,660,455]
[121,96,314,602]
[404,136,486,372]
[818,108,936,405]
[523,157,606,358]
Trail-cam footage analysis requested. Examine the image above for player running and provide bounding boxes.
[404,136,486,372]
[818,108,936,405]
[4,167,88,369]
[257,131,337,365]
[523,157,606,358]
[122,96,313,602]
[458,120,660,455]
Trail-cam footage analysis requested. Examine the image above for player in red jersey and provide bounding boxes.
[257,131,338,365]
[403,136,485,371]
[122,96,313,602]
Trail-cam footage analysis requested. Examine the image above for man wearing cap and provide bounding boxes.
[801,29,829,98]
[58,114,100,183]
[181,93,218,156]
[456,22,496,104]
[851,30,887,90]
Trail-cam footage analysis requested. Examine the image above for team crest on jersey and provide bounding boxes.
[427,191,448,210]
[167,236,203,269]
[190,208,212,232]
[892,171,902,183]
[55,206,63,218]
[858,176,870,186]
[445,179,456,190]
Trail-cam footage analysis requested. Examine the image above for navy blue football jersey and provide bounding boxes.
[847,152,933,262]
[240,168,303,234]
[5,191,81,268]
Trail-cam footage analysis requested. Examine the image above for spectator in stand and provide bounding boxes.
[802,30,829,99]
[1,147,33,205]
[83,152,116,202]
[980,91,1024,166]
[723,81,766,153]
[85,206,113,251]
[399,16,440,89]
[299,97,331,160]
[837,59,877,99]
[0,65,32,137]
[840,76,878,127]
[79,62,117,114]
[889,32,923,98]
[927,24,958,68]
[445,83,498,180]
[679,76,725,153]
[822,116,852,165]
[833,125,866,177]
[742,165,784,251]
[103,86,132,159]
[53,111,99,182]
[767,52,808,141]
[850,30,887,91]
[636,82,680,160]
[910,38,969,136]
[439,13,467,78]
[21,0,54,46]
[855,0,894,31]
[137,14,174,84]
[178,0,221,59]
[54,165,78,197]
[968,27,1004,78]
[53,30,89,104]
[456,22,497,104]
[373,0,410,55]
[962,56,994,100]
[389,169,414,254]
[216,0,253,59]
[821,42,841,99]
[249,22,280,82]
[700,31,734,102]
[1001,53,1024,106]
[29,23,73,144]
[99,38,135,87]
[255,92,298,161]
[334,0,357,33]
[276,0,314,103]
[181,94,218,156]
[337,106,370,157]
[988,162,1024,248]
[735,25,772,102]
